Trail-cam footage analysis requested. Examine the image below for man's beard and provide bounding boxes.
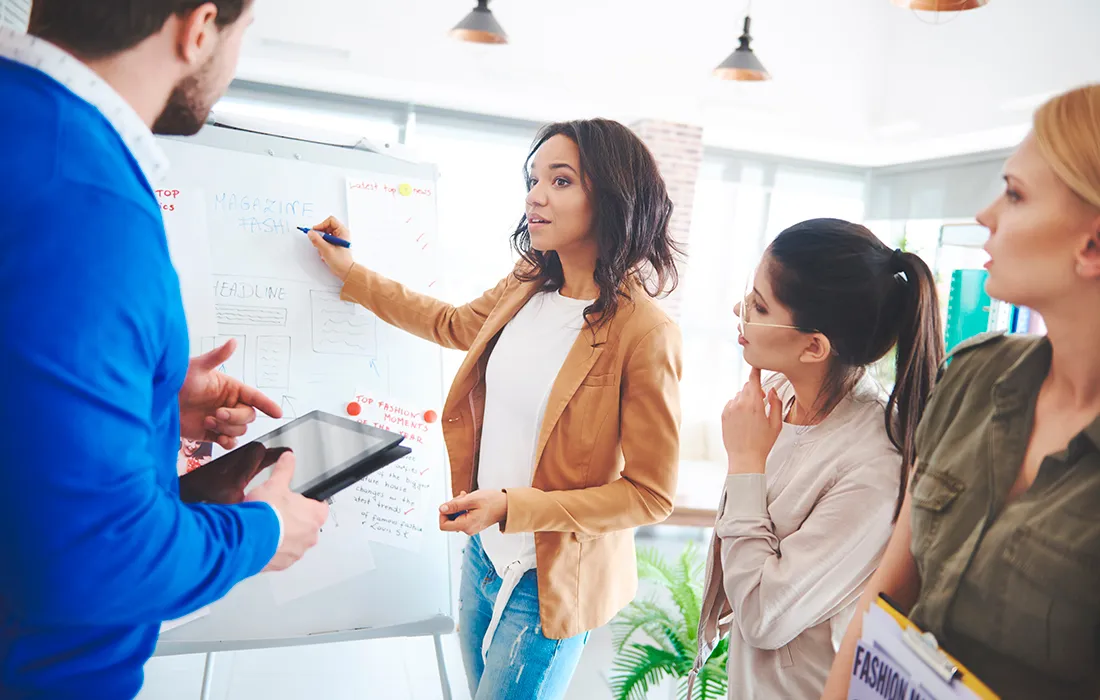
[152,62,215,136]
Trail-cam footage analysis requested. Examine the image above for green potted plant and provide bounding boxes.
[609,542,729,700]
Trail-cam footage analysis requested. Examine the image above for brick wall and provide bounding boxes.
[630,120,704,322]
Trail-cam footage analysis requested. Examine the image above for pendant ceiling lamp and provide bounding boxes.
[891,0,989,10]
[713,14,769,81]
[449,0,508,45]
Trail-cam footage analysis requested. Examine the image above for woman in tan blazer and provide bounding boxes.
[305,118,682,699]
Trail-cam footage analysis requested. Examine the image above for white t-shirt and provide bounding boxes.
[477,290,591,575]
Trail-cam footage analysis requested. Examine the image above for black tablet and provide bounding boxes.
[179,410,410,504]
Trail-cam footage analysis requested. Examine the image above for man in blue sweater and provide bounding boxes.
[0,2,329,697]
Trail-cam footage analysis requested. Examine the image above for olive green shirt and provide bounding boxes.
[909,332,1100,700]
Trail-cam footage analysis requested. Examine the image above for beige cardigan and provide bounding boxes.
[691,375,901,699]
[341,262,682,639]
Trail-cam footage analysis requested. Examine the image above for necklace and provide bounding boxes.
[783,396,817,437]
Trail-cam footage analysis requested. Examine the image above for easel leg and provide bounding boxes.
[200,652,217,700]
[433,634,453,700]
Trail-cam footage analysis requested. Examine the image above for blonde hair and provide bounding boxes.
[1034,84,1100,211]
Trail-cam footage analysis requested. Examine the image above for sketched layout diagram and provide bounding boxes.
[310,290,378,356]
[256,336,291,389]
[201,335,246,382]
[216,305,288,327]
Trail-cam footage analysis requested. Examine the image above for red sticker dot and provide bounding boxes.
[423,410,438,424]
[346,402,362,417]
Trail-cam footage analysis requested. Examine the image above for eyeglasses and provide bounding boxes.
[736,279,814,335]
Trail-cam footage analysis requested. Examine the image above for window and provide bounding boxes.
[407,115,537,386]
[765,168,867,242]
[677,160,766,461]
[676,154,868,463]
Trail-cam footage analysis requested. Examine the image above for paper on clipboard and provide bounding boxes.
[847,600,999,700]
[849,638,914,700]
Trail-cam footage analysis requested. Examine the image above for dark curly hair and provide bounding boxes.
[510,119,683,331]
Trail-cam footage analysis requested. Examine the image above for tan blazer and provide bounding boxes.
[340,262,682,638]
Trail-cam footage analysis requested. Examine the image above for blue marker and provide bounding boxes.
[298,226,351,249]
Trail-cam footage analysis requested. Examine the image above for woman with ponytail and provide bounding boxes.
[689,219,944,700]
[824,83,1100,700]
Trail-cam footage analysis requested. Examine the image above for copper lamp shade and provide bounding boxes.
[713,16,770,81]
[449,0,508,45]
[891,0,989,10]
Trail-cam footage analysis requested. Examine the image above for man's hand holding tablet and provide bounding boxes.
[179,442,328,572]
[179,411,412,571]
[244,452,329,572]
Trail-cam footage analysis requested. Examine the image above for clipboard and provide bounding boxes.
[847,594,999,700]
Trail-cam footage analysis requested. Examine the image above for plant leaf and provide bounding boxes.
[637,547,676,589]
[609,643,681,700]
[611,545,725,700]
[611,599,675,653]
[695,651,730,700]
[670,542,703,644]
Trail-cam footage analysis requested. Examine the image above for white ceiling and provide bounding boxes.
[235,0,1100,166]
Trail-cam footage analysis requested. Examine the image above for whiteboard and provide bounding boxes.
[0,0,30,31]
[153,124,453,654]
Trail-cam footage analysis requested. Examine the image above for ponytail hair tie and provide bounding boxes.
[891,248,906,272]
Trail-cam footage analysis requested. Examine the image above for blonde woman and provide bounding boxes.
[824,83,1100,700]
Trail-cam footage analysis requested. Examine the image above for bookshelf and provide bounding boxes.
[935,222,1044,351]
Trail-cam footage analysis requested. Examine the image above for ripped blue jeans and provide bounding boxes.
[458,535,589,699]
